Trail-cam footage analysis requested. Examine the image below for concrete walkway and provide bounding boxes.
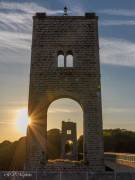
[105,160,135,172]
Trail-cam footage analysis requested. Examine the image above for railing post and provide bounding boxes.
[60,171,62,180]
[86,172,89,180]
[114,170,117,180]
[36,168,37,180]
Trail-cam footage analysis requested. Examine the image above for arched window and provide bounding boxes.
[66,54,73,67]
[65,140,73,155]
[57,51,74,68]
[57,52,64,67]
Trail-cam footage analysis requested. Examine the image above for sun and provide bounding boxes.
[16,108,31,134]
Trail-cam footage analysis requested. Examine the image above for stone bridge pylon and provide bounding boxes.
[61,121,78,160]
[26,8,104,172]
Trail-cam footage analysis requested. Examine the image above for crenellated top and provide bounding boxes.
[33,12,98,19]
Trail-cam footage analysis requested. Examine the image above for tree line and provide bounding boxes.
[0,128,135,170]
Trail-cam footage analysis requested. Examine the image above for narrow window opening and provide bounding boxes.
[67,130,72,134]
[58,54,64,67]
[66,54,73,67]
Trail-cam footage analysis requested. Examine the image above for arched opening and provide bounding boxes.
[66,54,73,67]
[47,98,83,162]
[57,53,64,67]
[65,140,73,155]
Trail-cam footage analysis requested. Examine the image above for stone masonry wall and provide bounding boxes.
[27,12,104,171]
[61,121,78,160]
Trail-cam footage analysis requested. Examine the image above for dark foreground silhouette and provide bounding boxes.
[0,128,135,170]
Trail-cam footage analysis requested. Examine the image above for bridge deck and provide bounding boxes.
[105,153,135,172]
[105,160,135,172]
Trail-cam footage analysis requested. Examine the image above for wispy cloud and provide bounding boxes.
[0,2,63,15]
[48,108,80,113]
[104,107,135,114]
[100,20,135,26]
[69,5,84,15]
[0,1,84,64]
[0,2,135,67]
[99,9,135,17]
[100,37,135,67]
[0,2,64,64]
[0,31,31,50]
[99,9,135,26]
[56,0,85,15]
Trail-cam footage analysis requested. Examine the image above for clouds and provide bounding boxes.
[0,12,32,33]
[100,20,135,26]
[0,2,63,15]
[0,30,31,64]
[0,1,84,64]
[0,2,135,67]
[0,1,135,139]
[99,9,135,17]
[98,9,135,26]
[0,1,83,33]
[100,37,135,67]
[0,2,64,64]
[48,107,81,114]
[0,31,31,50]
[104,107,135,114]
[98,8,135,67]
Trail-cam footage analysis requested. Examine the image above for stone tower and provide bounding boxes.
[26,11,104,171]
[61,121,78,160]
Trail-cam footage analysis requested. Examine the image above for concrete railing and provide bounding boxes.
[105,152,135,167]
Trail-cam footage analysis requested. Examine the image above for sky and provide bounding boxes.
[0,0,135,142]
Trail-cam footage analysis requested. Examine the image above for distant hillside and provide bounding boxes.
[0,137,26,170]
[0,128,135,170]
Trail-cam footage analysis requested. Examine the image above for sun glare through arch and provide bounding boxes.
[15,108,31,135]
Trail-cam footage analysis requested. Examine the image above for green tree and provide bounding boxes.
[47,129,61,159]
